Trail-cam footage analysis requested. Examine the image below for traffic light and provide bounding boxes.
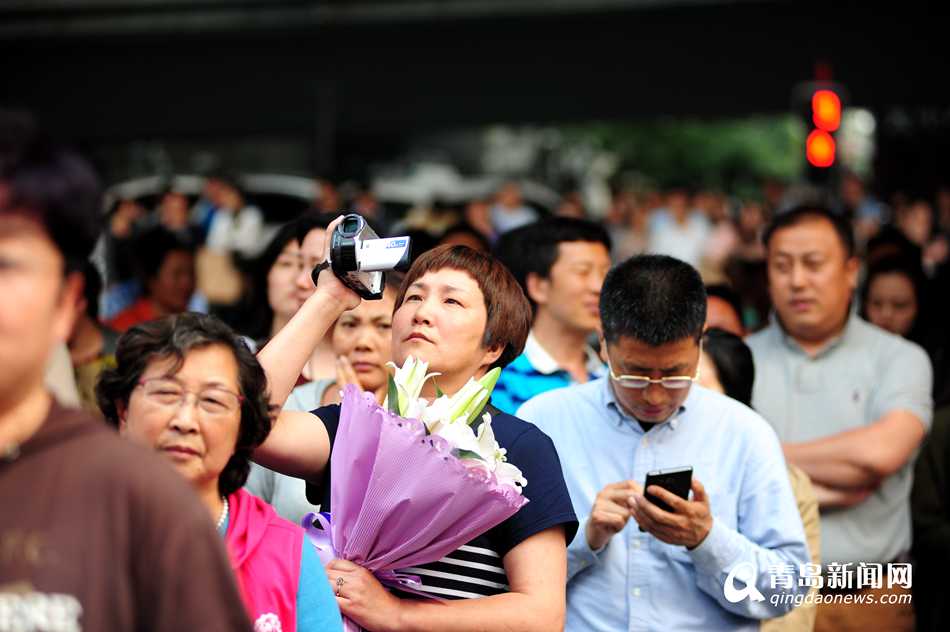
[793,79,846,182]
[805,88,841,169]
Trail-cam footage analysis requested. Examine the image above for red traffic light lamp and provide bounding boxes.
[806,129,836,168]
[812,90,841,132]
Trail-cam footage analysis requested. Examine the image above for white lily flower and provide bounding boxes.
[472,413,526,489]
[386,356,440,416]
[494,460,528,490]
[474,413,507,465]
[402,397,430,422]
[420,395,453,433]
[433,418,480,454]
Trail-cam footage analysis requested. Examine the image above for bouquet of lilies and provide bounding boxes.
[385,357,527,490]
[304,357,528,632]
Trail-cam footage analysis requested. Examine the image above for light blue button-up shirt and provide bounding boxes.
[517,378,810,632]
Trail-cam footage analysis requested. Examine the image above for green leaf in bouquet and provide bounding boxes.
[387,374,400,414]
[455,449,485,462]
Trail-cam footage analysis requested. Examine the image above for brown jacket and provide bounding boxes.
[0,402,251,631]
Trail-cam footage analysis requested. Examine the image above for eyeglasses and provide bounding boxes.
[137,378,243,418]
[607,353,701,390]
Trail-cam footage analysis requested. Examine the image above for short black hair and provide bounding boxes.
[705,284,744,325]
[0,110,102,273]
[866,225,920,266]
[439,222,491,252]
[859,254,928,339]
[240,220,305,342]
[702,328,755,407]
[493,217,611,312]
[600,255,707,346]
[402,228,440,265]
[293,210,337,245]
[81,261,104,320]
[762,205,855,259]
[206,170,243,195]
[134,226,195,286]
[97,312,276,497]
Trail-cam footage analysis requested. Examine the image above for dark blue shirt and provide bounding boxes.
[306,403,578,600]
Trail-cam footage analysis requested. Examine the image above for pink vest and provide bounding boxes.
[226,489,302,632]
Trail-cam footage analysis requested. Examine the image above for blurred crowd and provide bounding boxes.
[88,171,950,412]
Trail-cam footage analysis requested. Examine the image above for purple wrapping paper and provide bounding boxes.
[317,384,529,631]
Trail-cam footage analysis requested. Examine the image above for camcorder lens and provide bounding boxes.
[342,217,360,234]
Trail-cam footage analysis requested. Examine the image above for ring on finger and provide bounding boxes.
[335,576,345,598]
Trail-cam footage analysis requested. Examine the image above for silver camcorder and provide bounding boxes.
[311,213,411,300]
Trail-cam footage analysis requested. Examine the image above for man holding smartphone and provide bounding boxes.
[518,255,810,632]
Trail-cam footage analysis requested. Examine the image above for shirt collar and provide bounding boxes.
[770,309,859,359]
[600,376,687,432]
[523,331,606,377]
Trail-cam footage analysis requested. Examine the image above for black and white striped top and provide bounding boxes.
[306,403,578,600]
[398,543,509,600]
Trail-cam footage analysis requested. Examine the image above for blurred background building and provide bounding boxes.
[4,0,949,342]
[3,0,947,198]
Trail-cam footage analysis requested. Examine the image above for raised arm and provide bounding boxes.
[254,215,361,480]
[257,216,358,407]
[258,289,352,408]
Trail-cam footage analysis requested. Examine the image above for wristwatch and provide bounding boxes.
[310,260,331,287]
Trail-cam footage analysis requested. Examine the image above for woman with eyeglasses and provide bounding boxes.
[96,312,343,632]
[253,227,578,632]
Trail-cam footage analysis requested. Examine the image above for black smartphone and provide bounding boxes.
[644,466,693,513]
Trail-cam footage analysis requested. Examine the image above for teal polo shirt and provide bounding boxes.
[493,332,606,414]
